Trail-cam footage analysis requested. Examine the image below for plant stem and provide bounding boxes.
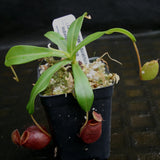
[72,55,77,64]
[132,42,142,76]
[10,66,19,82]
[30,115,51,137]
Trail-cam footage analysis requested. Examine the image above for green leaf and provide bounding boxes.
[105,28,136,42]
[71,32,104,57]
[67,12,87,53]
[72,62,94,112]
[5,45,69,67]
[71,28,136,57]
[44,31,67,51]
[27,59,71,114]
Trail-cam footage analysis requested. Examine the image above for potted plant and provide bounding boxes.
[5,12,159,160]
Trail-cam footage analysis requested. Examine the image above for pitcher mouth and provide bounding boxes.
[88,119,99,125]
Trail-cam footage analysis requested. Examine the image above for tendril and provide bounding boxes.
[132,42,142,75]
[47,43,52,49]
[85,15,92,19]
[10,66,19,82]
[30,114,51,137]
[80,112,89,133]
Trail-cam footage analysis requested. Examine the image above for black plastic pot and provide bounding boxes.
[40,84,114,160]
[39,57,114,160]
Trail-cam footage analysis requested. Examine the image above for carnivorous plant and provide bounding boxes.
[5,12,159,145]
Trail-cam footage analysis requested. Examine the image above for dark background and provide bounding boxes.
[1,1,160,160]
[1,0,160,40]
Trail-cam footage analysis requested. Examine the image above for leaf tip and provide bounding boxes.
[26,103,34,115]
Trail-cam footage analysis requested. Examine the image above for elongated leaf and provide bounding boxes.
[5,45,69,67]
[44,31,67,51]
[67,12,87,53]
[71,32,104,57]
[27,59,71,114]
[72,62,94,112]
[71,28,136,57]
[105,28,136,41]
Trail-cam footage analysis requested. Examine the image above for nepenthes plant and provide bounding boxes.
[5,12,159,148]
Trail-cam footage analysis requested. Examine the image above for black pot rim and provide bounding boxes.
[39,56,115,98]
[39,83,114,98]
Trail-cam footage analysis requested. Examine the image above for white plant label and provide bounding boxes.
[52,14,89,64]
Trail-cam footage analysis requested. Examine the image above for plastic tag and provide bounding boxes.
[52,14,89,64]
